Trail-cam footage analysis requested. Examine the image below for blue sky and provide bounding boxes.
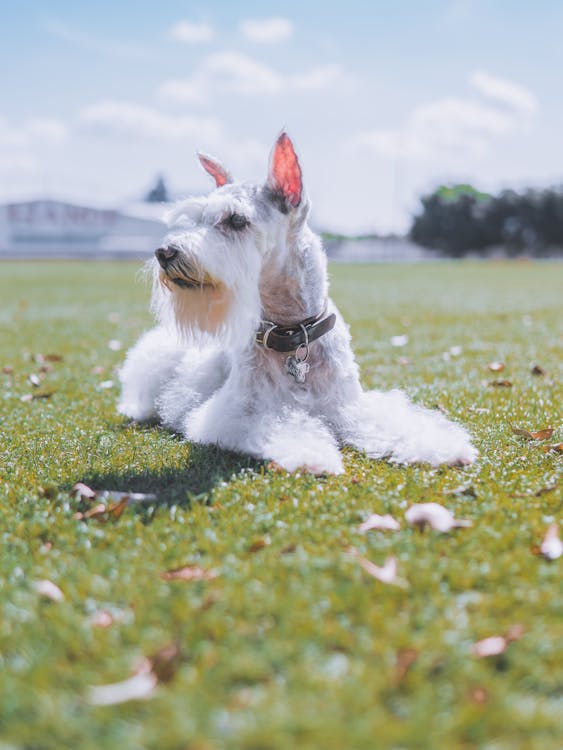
[1,0,562,232]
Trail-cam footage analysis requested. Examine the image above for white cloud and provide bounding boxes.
[240,17,294,43]
[159,51,344,103]
[77,101,223,141]
[0,115,67,148]
[43,19,149,61]
[355,73,538,162]
[290,64,343,91]
[170,20,214,44]
[469,70,538,115]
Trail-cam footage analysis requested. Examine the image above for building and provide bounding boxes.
[0,199,167,259]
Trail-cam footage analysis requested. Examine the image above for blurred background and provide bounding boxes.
[1,0,563,260]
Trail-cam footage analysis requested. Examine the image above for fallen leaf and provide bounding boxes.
[145,641,181,684]
[107,497,129,520]
[34,579,64,602]
[281,543,297,554]
[248,538,270,553]
[469,686,488,704]
[540,524,562,561]
[472,625,524,658]
[489,379,512,387]
[20,391,53,402]
[487,362,505,372]
[72,482,97,500]
[97,490,158,505]
[160,565,219,582]
[510,424,554,441]
[358,513,401,533]
[91,610,114,628]
[443,484,477,498]
[43,353,63,362]
[531,364,546,376]
[2,365,14,374]
[28,374,41,387]
[472,636,506,657]
[87,641,181,706]
[87,672,158,706]
[395,648,419,683]
[543,443,563,454]
[347,547,408,588]
[405,502,472,533]
[534,483,558,496]
[390,334,408,347]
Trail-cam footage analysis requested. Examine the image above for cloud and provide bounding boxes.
[77,101,223,141]
[43,19,149,61]
[159,51,344,103]
[355,73,538,162]
[170,20,214,44]
[240,17,294,43]
[469,70,538,115]
[0,115,67,149]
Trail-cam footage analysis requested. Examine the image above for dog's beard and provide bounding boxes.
[157,256,233,339]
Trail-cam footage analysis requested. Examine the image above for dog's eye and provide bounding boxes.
[226,213,249,230]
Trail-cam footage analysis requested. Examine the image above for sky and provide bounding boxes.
[1,0,563,234]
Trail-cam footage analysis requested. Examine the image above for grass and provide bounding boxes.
[0,260,561,750]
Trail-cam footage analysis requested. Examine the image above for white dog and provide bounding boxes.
[118,132,477,474]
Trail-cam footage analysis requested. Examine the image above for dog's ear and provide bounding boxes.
[267,132,303,210]
[198,152,233,188]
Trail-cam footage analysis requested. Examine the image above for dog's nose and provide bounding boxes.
[155,246,178,264]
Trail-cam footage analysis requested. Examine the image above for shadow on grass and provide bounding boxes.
[82,440,264,508]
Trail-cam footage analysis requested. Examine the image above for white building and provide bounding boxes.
[0,200,167,258]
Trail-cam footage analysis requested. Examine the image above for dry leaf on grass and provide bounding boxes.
[20,392,53,402]
[531,364,546,376]
[540,524,562,561]
[487,362,505,372]
[395,648,419,684]
[96,490,157,505]
[87,642,181,706]
[489,379,513,388]
[160,565,219,582]
[72,482,97,500]
[43,353,63,362]
[542,442,563,454]
[358,513,401,533]
[91,610,114,628]
[347,547,408,588]
[2,365,14,374]
[88,672,158,706]
[510,424,554,441]
[248,538,270,553]
[405,502,472,533]
[471,625,524,657]
[34,579,64,602]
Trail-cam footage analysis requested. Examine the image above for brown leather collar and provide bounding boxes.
[255,307,336,353]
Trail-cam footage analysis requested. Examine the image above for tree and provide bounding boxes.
[145,175,169,203]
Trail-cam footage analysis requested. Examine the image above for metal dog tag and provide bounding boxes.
[286,355,310,383]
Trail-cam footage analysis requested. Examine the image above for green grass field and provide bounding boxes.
[1,260,561,750]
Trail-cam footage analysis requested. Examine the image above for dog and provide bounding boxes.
[118,132,477,474]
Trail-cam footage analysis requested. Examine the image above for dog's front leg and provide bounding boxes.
[183,390,344,475]
[336,389,478,467]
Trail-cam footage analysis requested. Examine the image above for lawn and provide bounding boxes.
[0,260,561,750]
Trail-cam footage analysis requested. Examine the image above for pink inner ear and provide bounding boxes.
[270,133,302,208]
[198,154,232,188]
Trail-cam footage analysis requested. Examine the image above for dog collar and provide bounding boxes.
[255,306,336,353]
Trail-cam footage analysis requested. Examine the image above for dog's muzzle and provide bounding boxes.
[155,245,178,267]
